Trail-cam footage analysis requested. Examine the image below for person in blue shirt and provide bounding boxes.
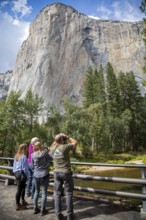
[13,143,29,211]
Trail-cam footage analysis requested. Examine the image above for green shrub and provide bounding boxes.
[0,169,7,174]
[106,160,125,164]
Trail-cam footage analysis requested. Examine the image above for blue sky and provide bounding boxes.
[0,0,144,72]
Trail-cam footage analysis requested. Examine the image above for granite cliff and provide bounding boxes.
[0,71,12,100]
[8,3,145,109]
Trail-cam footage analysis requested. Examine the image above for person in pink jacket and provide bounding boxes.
[26,137,39,198]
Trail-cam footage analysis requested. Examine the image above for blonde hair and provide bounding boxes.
[31,137,39,145]
[15,143,27,161]
[33,141,42,152]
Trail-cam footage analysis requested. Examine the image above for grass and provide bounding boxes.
[72,151,146,164]
[0,169,8,174]
[70,151,146,173]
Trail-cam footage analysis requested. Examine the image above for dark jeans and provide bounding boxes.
[33,174,49,211]
[27,164,35,197]
[54,171,74,215]
[15,171,26,204]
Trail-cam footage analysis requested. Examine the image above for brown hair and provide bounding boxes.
[33,141,42,152]
[54,134,63,143]
[15,143,27,161]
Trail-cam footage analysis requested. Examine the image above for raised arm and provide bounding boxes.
[61,133,78,150]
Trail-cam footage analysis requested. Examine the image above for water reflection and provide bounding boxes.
[74,168,142,206]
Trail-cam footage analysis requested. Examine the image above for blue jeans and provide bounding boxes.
[54,171,74,215]
[33,174,49,211]
[27,164,35,197]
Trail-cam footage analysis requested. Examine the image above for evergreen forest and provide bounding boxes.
[1,62,146,158]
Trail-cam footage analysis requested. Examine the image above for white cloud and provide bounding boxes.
[112,1,143,22]
[13,19,21,26]
[12,0,32,18]
[88,15,100,20]
[0,12,30,72]
[96,1,144,22]
[97,5,112,18]
[0,0,31,72]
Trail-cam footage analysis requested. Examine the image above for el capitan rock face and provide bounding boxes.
[0,71,12,100]
[8,3,145,109]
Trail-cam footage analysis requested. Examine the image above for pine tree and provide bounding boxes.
[82,66,96,107]
[45,104,62,144]
[118,71,127,112]
[94,65,106,113]
[83,65,106,110]
[106,62,120,116]
[22,89,44,134]
[0,91,24,156]
[118,71,144,150]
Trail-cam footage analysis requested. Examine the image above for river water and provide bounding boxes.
[74,168,142,206]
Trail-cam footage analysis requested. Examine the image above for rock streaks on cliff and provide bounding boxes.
[8,3,145,109]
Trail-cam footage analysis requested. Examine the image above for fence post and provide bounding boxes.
[141,168,146,219]
[5,159,14,186]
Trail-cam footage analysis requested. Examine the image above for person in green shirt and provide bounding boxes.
[50,133,78,220]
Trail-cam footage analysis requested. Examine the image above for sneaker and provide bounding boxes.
[34,207,40,214]
[40,209,48,216]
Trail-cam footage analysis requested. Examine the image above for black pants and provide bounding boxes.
[15,171,26,204]
[16,180,26,204]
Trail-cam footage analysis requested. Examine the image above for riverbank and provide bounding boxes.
[79,160,144,174]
